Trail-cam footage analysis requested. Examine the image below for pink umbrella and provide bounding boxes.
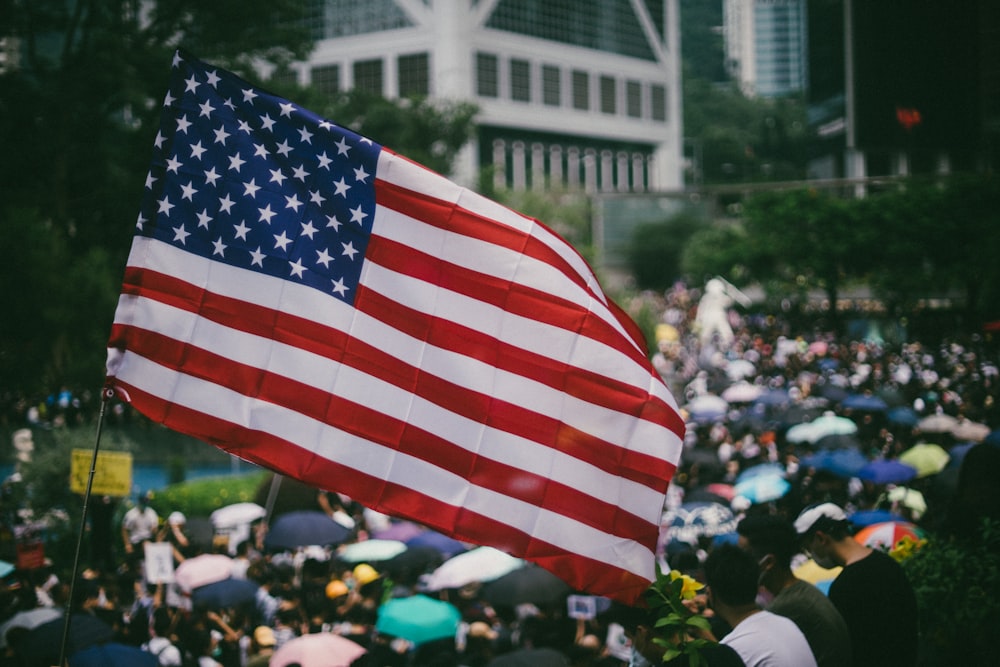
[270,632,367,667]
[854,521,924,550]
[174,553,234,591]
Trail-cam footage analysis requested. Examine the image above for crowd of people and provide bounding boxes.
[2,281,1000,666]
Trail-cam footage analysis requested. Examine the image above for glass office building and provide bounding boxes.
[724,0,808,98]
[297,0,683,191]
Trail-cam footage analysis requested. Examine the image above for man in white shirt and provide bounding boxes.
[705,544,817,667]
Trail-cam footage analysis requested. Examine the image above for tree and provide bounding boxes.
[628,210,708,292]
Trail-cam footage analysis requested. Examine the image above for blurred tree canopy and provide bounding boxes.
[677,176,1000,326]
[0,1,478,403]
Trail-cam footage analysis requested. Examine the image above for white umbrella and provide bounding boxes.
[786,411,858,444]
[422,546,525,591]
[175,553,235,592]
[725,359,756,381]
[210,502,267,529]
[721,381,764,404]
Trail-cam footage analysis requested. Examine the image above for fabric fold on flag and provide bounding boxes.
[106,50,684,603]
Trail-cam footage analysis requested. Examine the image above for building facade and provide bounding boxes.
[291,0,683,192]
[723,0,808,98]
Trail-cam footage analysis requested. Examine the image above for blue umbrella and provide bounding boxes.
[842,394,889,412]
[734,474,791,504]
[192,577,259,608]
[856,459,918,484]
[265,510,351,550]
[753,388,791,406]
[736,462,786,483]
[70,642,158,667]
[800,448,868,478]
[848,509,904,527]
[405,530,468,558]
[376,594,460,645]
[887,406,920,427]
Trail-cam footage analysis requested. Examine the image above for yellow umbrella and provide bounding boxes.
[899,443,949,478]
[793,558,842,585]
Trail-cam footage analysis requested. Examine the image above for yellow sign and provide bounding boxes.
[70,449,133,496]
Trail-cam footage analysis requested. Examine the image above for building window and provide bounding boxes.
[571,70,589,110]
[626,80,642,118]
[311,64,340,96]
[651,84,667,121]
[269,67,299,89]
[600,75,616,115]
[398,52,429,98]
[510,58,530,102]
[353,59,383,96]
[542,65,561,106]
[477,52,499,98]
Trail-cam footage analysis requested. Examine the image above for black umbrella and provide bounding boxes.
[814,433,863,450]
[192,577,259,609]
[481,565,572,608]
[21,613,114,665]
[381,545,444,580]
[265,510,351,550]
[69,641,158,667]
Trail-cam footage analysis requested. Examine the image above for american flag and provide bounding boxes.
[106,51,684,602]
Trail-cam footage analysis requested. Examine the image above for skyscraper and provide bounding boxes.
[724,0,808,98]
[294,0,683,192]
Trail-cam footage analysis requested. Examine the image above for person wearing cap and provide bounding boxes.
[246,625,276,667]
[736,514,852,667]
[794,502,918,667]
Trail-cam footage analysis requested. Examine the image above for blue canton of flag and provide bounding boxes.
[138,51,379,303]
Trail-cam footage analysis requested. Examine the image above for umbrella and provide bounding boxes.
[753,388,791,407]
[270,632,367,667]
[813,433,863,451]
[481,565,573,608]
[405,530,469,558]
[792,558,842,587]
[338,539,408,563]
[899,443,949,478]
[488,647,570,666]
[423,547,525,591]
[185,517,217,551]
[816,383,849,403]
[0,607,62,648]
[734,474,791,504]
[950,418,990,443]
[854,521,924,550]
[661,502,738,545]
[265,510,351,550]
[373,520,426,542]
[856,459,918,484]
[887,406,920,427]
[918,413,959,434]
[175,553,234,591]
[684,394,729,423]
[736,462,786,483]
[191,577,259,608]
[885,486,928,519]
[381,545,444,579]
[841,393,889,412]
[0,559,13,578]
[799,448,868,478]
[786,412,858,444]
[69,642,158,667]
[725,359,756,381]
[22,614,115,665]
[721,381,764,403]
[376,594,461,645]
[210,502,267,528]
[848,509,903,527]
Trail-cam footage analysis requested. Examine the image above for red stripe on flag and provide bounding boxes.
[109,376,655,602]
[377,178,605,303]
[119,266,683,471]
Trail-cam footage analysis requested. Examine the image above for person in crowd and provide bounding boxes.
[609,601,745,667]
[736,514,852,667]
[122,491,160,570]
[246,625,277,667]
[794,502,918,667]
[143,606,183,666]
[703,544,817,667]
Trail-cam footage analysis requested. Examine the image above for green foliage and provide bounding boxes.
[149,471,267,519]
[901,519,1000,665]
[491,188,593,261]
[629,210,708,291]
[643,565,712,665]
[681,223,751,285]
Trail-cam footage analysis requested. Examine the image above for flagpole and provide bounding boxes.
[59,386,114,666]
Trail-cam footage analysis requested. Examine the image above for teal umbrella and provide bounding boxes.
[376,594,460,645]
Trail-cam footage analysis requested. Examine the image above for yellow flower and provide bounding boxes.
[889,534,928,562]
[670,569,705,600]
